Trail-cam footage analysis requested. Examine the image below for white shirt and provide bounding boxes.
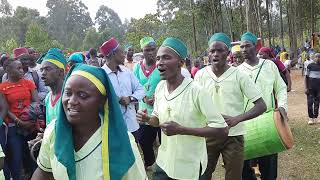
[181,67,191,78]
[304,60,314,76]
[102,64,145,132]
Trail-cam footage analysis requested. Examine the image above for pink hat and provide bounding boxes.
[13,47,29,59]
[99,37,119,56]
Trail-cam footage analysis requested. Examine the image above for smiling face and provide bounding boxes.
[208,41,229,68]
[62,75,104,126]
[156,46,183,80]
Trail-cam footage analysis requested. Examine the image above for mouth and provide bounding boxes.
[158,68,166,76]
[211,59,220,64]
[67,108,80,116]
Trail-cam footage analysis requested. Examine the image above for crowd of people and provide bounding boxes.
[0,30,318,180]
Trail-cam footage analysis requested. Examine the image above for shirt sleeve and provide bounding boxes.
[196,88,227,128]
[25,79,36,90]
[151,83,161,118]
[37,123,54,172]
[272,63,288,111]
[130,72,145,101]
[238,71,262,102]
[0,146,4,158]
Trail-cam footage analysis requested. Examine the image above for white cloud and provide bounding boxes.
[9,0,157,22]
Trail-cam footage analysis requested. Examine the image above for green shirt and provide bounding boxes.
[238,59,288,111]
[194,66,262,136]
[44,92,60,126]
[37,121,147,180]
[152,78,227,180]
[134,62,161,115]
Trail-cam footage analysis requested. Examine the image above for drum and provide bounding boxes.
[244,109,294,160]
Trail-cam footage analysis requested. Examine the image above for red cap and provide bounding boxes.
[99,37,119,56]
[13,47,29,59]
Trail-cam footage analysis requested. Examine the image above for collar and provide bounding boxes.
[103,64,123,74]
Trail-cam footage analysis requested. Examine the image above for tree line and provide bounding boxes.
[0,0,319,57]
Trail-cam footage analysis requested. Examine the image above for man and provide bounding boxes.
[279,47,287,63]
[87,48,103,67]
[231,44,244,67]
[137,37,228,180]
[238,32,288,180]
[124,44,135,71]
[194,33,266,180]
[133,36,161,169]
[2,48,49,101]
[100,37,145,140]
[191,58,200,77]
[305,53,320,125]
[38,48,67,125]
[303,54,313,76]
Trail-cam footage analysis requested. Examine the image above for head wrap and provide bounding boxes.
[140,37,156,49]
[241,32,258,45]
[259,47,275,58]
[100,37,120,57]
[13,47,29,59]
[55,64,135,180]
[231,45,241,54]
[37,48,67,70]
[208,33,231,49]
[68,53,84,63]
[161,37,188,60]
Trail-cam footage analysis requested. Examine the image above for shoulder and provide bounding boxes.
[42,120,56,144]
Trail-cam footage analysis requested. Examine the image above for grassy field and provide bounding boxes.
[146,69,320,180]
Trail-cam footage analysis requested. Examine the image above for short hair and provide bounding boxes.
[89,48,97,56]
[3,58,16,71]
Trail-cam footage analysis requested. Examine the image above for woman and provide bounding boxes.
[0,59,39,180]
[66,53,84,72]
[31,64,146,180]
[258,47,292,92]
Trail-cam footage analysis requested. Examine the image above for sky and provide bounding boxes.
[8,0,158,22]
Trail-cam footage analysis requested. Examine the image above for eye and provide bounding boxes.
[78,92,88,99]
[64,90,72,97]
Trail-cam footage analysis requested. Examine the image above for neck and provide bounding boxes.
[144,59,156,67]
[106,59,118,72]
[72,116,101,150]
[245,56,259,66]
[211,62,229,77]
[126,56,133,62]
[50,79,63,95]
[8,76,20,83]
[23,67,28,73]
[166,74,184,93]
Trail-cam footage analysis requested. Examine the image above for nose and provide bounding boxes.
[68,94,79,106]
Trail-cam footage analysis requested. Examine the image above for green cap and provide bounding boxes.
[140,37,156,49]
[161,37,188,60]
[241,32,258,45]
[208,33,231,49]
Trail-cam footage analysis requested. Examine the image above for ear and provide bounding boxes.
[179,59,184,67]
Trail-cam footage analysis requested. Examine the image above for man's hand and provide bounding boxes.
[136,110,149,124]
[159,121,183,136]
[305,89,309,95]
[278,107,289,122]
[225,116,241,128]
[119,96,130,106]
[143,96,154,106]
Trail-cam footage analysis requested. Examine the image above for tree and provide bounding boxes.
[1,38,18,53]
[46,0,92,46]
[0,0,12,15]
[25,22,52,53]
[82,27,100,50]
[70,34,82,51]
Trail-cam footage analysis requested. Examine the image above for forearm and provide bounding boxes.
[237,98,266,122]
[31,168,54,180]
[8,111,18,122]
[0,95,8,119]
[285,70,292,88]
[0,158,3,170]
[179,126,228,138]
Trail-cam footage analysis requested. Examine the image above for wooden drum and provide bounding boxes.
[244,109,294,160]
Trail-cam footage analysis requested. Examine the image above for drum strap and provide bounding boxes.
[244,60,266,112]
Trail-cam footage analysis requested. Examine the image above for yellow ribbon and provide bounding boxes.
[71,71,107,96]
[46,59,65,70]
